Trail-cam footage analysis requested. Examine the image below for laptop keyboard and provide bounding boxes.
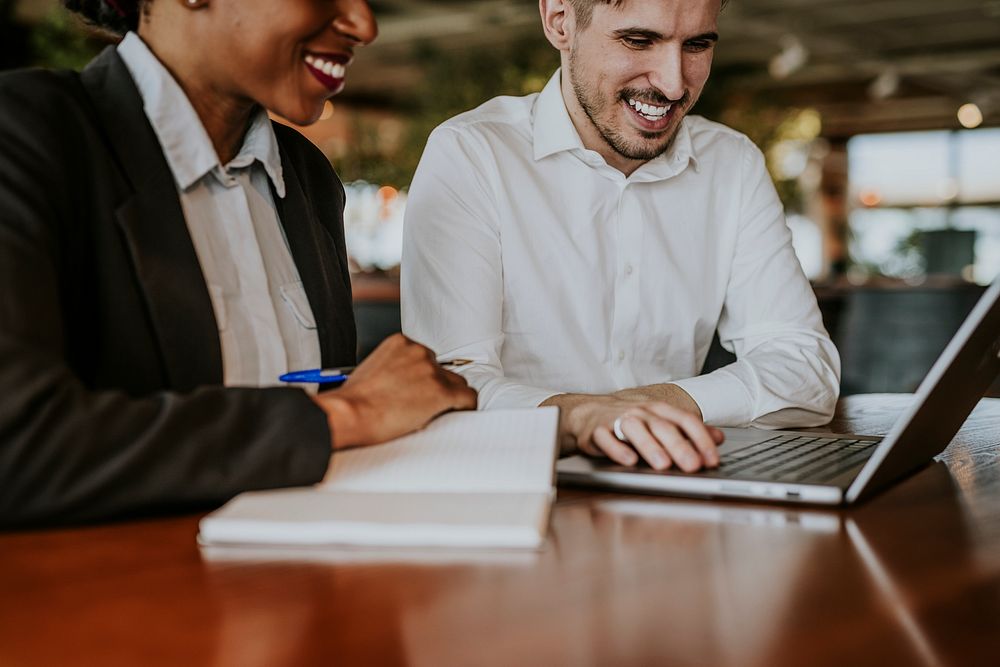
[718,434,880,483]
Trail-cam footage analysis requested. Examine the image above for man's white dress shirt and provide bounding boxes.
[118,33,321,388]
[402,71,840,427]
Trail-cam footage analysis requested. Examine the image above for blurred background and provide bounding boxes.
[4,0,999,394]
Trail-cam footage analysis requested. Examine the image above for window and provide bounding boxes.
[848,128,1000,284]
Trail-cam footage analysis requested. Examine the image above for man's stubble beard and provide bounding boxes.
[568,46,684,163]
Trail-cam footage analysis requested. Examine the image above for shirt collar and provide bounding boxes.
[531,68,700,181]
[116,32,285,198]
[532,70,588,161]
[230,111,286,198]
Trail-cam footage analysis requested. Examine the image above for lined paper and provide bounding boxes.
[321,408,559,494]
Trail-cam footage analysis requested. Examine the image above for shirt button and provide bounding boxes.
[624,264,634,276]
[617,350,626,362]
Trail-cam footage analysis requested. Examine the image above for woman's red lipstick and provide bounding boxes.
[304,53,347,91]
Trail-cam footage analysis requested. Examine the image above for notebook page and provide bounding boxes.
[320,408,558,494]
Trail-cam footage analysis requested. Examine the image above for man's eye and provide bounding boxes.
[622,37,652,49]
[684,40,713,52]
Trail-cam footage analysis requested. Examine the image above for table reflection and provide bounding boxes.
[195,462,993,666]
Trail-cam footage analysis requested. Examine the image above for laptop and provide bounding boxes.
[558,279,1000,505]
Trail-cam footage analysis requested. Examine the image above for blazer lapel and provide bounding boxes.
[273,157,357,368]
[80,48,223,391]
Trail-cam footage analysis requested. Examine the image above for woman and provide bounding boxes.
[0,0,475,526]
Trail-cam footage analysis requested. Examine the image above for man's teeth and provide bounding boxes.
[304,54,346,79]
[628,98,672,119]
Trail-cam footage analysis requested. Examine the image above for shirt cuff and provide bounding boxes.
[457,368,561,410]
[671,369,755,427]
[478,382,561,410]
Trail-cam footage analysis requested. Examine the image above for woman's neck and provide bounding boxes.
[137,28,254,165]
[181,81,255,165]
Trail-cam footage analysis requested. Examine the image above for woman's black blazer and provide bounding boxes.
[0,47,357,526]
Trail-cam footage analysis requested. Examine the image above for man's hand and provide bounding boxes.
[312,334,477,449]
[542,389,724,472]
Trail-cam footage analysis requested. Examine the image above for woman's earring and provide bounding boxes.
[183,0,208,7]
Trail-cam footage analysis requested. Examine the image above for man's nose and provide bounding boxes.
[646,47,685,101]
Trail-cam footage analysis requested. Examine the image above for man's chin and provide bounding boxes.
[612,130,679,162]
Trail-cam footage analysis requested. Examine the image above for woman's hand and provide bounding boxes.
[312,334,477,449]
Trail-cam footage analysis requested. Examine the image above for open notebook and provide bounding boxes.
[198,408,560,549]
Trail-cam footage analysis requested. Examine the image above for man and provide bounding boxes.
[402,0,840,472]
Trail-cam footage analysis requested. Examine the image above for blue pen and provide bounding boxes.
[279,359,472,385]
[279,367,354,384]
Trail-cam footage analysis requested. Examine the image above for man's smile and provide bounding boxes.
[622,96,678,132]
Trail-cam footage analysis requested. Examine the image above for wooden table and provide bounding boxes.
[2,395,999,666]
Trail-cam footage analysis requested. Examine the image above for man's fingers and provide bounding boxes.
[646,418,704,472]
[620,416,672,470]
[675,412,720,468]
[591,426,639,466]
[645,403,721,468]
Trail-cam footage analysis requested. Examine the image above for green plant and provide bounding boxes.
[29,8,104,71]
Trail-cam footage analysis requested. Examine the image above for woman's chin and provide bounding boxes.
[272,105,325,128]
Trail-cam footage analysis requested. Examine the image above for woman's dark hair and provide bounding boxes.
[63,0,143,35]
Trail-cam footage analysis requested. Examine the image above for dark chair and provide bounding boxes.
[835,284,987,395]
[353,301,401,360]
[700,332,736,375]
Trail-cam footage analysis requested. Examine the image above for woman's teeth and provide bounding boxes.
[305,54,345,79]
[628,98,672,120]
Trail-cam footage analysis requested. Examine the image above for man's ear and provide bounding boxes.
[539,0,574,51]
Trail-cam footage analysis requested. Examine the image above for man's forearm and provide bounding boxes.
[611,383,703,420]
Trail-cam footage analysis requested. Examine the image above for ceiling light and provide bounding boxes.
[957,103,983,129]
[769,35,809,80]
[868,68,900,101]
[858,189,881,207]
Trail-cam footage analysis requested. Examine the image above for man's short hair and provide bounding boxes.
[568,0,728,31]
[566,0,623,30]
